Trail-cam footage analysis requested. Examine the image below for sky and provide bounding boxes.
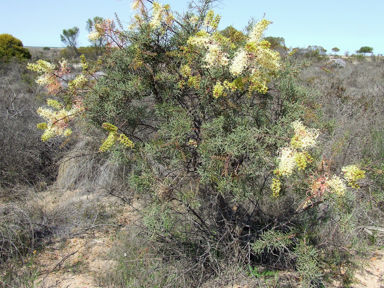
[1,0,383,55]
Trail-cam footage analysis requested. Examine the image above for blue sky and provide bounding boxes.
[1,0,383,54]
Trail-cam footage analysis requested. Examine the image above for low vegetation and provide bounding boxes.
[1,1,383,287]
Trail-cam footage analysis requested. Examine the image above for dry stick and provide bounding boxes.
[42,250,78,282]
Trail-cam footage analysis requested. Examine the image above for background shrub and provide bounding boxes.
[0,34,31,62]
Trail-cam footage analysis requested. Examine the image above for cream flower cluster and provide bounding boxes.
[28,59,69,94]
[291,120,320,149]
[229,48,248,76]
[277,147,298,176]
[187,30,229,68]
[326,175,346,196]
[36,98,84,142]
[275,122,319,177]
[150,1,164,29]
[27,60,55,74]
[248,19,271,44]
[131,0,141,10]
[204,43,229,67]
[88,30,101,42]
[190,15,199,24]
[228,19,279,79]
[253,47,280,72]
[272,121,365,199]
[37,107,73,141]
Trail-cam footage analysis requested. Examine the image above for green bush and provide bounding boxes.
[27,1,379,286]
[0,34,31,62]
[43,46,51,51]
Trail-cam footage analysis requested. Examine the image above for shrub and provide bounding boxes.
[27,1,379,286]
[43,47,51,51]
[0,34,31,62]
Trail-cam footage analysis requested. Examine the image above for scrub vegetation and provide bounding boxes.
[1,1,383,287]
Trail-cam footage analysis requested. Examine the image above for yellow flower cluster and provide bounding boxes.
[118,133,134,149]
[274,122,317,177]
[131,0,141,10]
[271,178,281,198]
[99,132,118,152]
[36,99,81,142]
[253,47,280,72]
[187,17,280,97]
[187,30,210,46]
[248,72,268,94]
[180,65,192,77]
[187,75,201,89]
[213,81,224,98]
[27,60,55,74]
[295,152,312,170]
[47,99,63,110]
[99,123,135,152]
[203,10,221,30]
[37,123,48,130]
[341,165,365,188]
[63,128,73,137]
[272,121,318,197]
[102,122,118,132]
[69,75,88,89]
[188,139,198,147]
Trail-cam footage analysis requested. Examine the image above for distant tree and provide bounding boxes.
[60,27,80,56]
[308,45,327,54]
[264,36,287,54]
[86,16,107,55]
[0,34,31,62]
[331,47,340,53]
[356,46,373,55]
[219,26,246,44]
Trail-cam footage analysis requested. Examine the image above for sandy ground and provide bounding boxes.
[30,189,142,288]
[353,251,384,288]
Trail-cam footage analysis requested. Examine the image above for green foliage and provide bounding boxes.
[264,36,287,53]
[0,34,31,62]
[27,1,379,286]
[331,47,340,53]
[60,26,80,55]
[43,46,51,51]
[356,46,373,54]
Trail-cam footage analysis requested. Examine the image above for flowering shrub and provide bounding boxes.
[27,0,370,286]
